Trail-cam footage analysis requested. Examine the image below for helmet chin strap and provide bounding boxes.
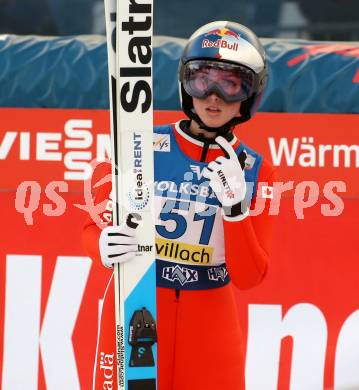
[198,118,238,136]
[180,120,234,145]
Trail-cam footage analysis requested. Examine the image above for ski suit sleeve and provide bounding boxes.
[82,162,112,264]
[223,159,277,290]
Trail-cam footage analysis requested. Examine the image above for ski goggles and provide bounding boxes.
[182,60,255,103]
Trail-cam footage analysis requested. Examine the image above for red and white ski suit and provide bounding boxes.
[83,121,276,390]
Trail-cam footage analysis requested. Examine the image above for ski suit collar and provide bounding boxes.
[173,120,240,163]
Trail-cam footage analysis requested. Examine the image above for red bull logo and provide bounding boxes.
[287,44,359,83]
[202,39,239,51]
[203,27,240,53]
[205,28,241,40]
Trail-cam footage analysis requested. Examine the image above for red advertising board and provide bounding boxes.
[0,108,358,389]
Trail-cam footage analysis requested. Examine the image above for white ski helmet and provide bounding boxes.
[178,21,267,133]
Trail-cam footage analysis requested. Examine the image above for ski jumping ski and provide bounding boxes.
[104,0,157,389]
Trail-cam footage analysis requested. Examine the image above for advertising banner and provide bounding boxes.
[0,108,358,389]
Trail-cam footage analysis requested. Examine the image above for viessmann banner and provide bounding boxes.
[0,108,358,389]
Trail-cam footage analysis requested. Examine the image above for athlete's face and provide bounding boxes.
[192,93,241,130]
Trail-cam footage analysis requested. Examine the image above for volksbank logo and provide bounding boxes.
[207,267,228,282]
[190,164,206,180]
[162,265,199,286]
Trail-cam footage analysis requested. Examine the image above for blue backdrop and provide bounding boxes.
[0,34,358,113]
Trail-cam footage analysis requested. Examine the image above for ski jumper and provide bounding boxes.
[83,120,276,390]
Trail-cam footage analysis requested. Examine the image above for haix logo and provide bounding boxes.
[207,267,228,282]
[99,351,114,389]
[153,133,170,152]
[162,265,199,286]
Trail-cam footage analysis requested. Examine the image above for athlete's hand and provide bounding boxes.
[99,214,140,269]
[203,136,247,217]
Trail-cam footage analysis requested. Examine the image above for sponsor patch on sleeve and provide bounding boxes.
[153,133,170,152]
